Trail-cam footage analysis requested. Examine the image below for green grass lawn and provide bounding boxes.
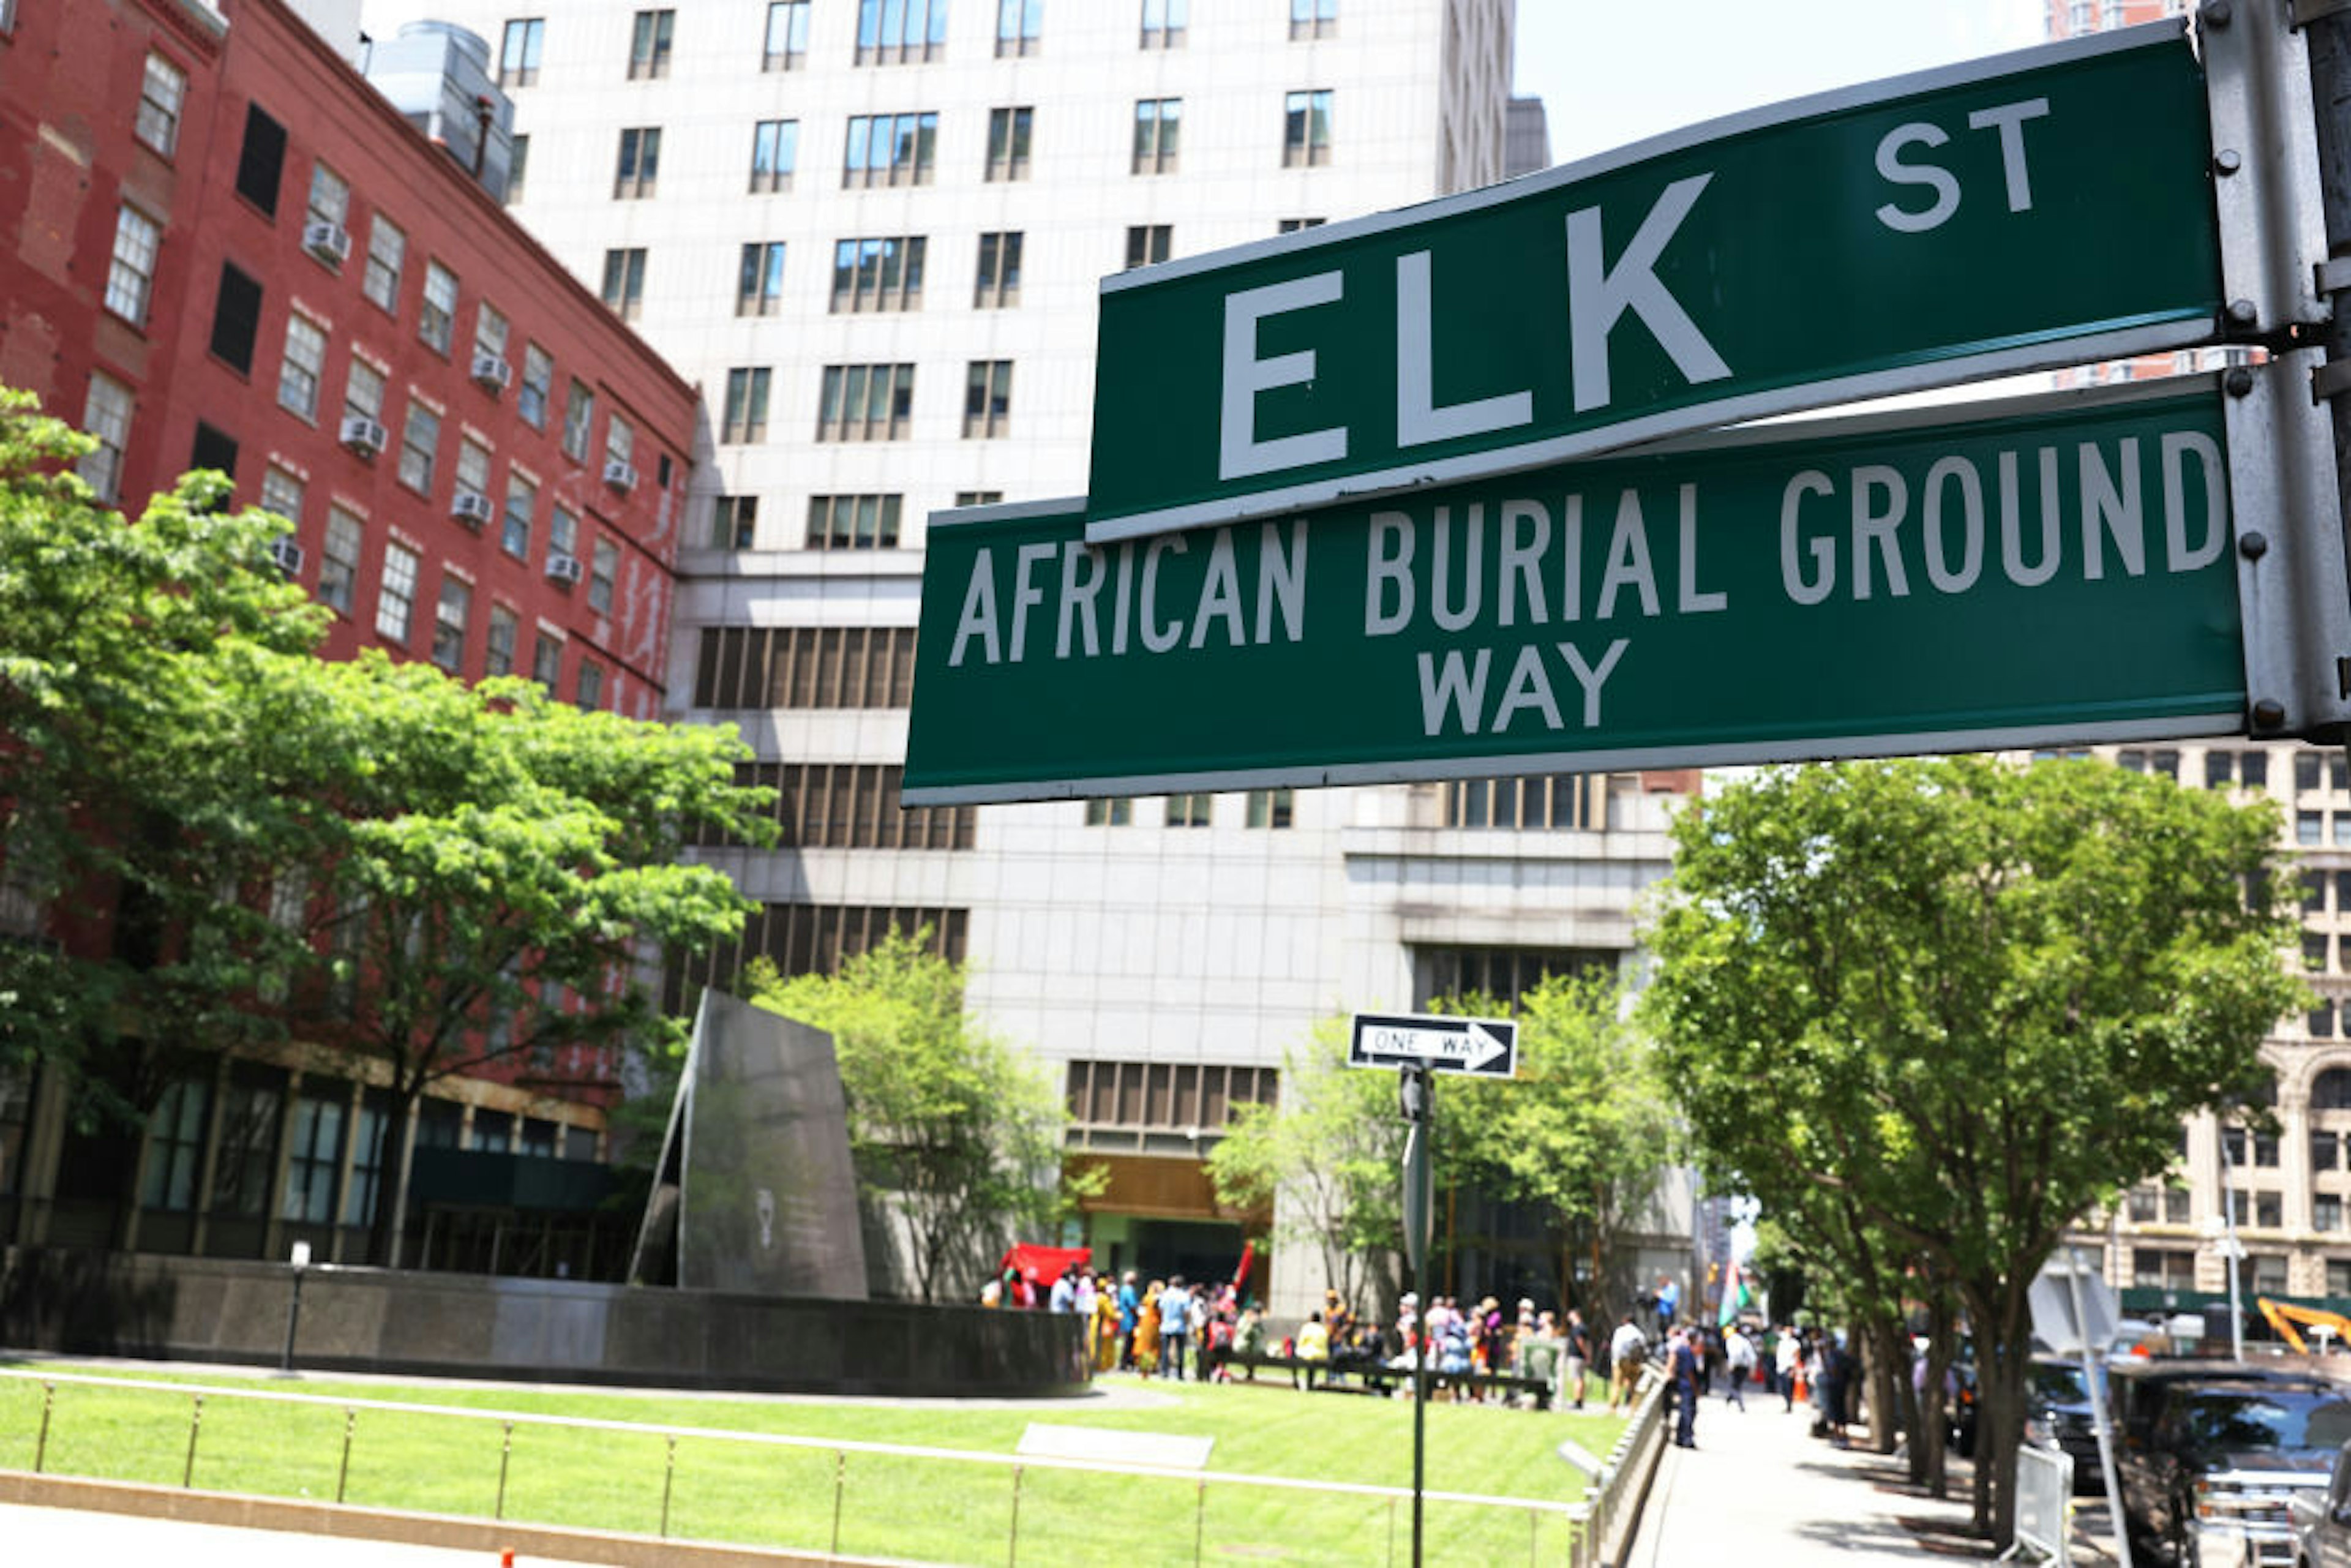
[0,1361,1621,1567]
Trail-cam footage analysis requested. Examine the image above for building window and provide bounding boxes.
[518,342,553,429]
[1166,792,1213,827]
[2308,933,2331,973]
[1125,224,1171,270]
[692,625,918,709]
[601,247,647,320]
[341,1095,388,1228]
[135,53,188,157]
[763,0,809,70]
[705,495,758,549]
[377,543,420,643]
[668,903,967,1000]
[1247,789,1294,828]
[2332,1259,2351,1297]
[533,631,564,691]
[588,538,618,614]
[560,380,596,462]
[2254,1253,2289,1294]
[750,119,798,192]
[1141,0,1187,49]
[1278,216,1327,233]
[963,360,1011,439]
[502,470,536,558]
[628,9,673,78]
[858,0,946,63]
[1086,798,1133,826]
[549,505,579,574]
[808,493,902,550]
[319,506,362,613]
[486,604,519,677]
[363,215,406,312]
[817,363,915,441]
[996,0,1042,56]
[1444,775,1606,830]
[974,231,1022,308]
[474,302,510,367]
[2131,1248,2195,1289]
[2312,1001,2337,1040]
[988,107,1033,181]
[506,135,528,202]
[843,112,937,188]
[614,127,661,198]
[738,242,786,315]
[605,415,634,476]
[77,372,133,503]
[189,421,238,479]
[1284,89,1333,167]
[499,17,544,86]
[2244,749,2270,787]
[397,400,440,494]
[954,490,1003,506]
[706,763,974,851]
[106,204,162,325]
[343,358,384,423]
[432,576,471,672]
[1064,1060,1279,1133]
[206,262,264,376]
[2317,1130,2342,1172]
[576,658,605,710]
[1415,945,1611,1007]
[236,104,287,216]
[830,236,925,313]
[307,161,350,231]
[1133,98,1179,174]
[722,367,771,443]
[1289,0,1337,40]
[259,464,304,532]
[455,436,492,506]
[208,1073,282,1217]
[140,1080,211,1212]
[2320,1194,2344,1233]
[280,1091,345,1225]
[419,261,459,353]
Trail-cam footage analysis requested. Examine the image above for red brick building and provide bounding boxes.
[0,0,703,1275]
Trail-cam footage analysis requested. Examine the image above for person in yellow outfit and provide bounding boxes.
[1090,1275,1120,1371]
[1295,1310,1331,1390]
[1134,1281,1164,1376]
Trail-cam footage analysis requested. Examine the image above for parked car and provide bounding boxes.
[2290,1438,2351,1568]
[2023,1356,2105,1491]
[2110,1362,2351,1566]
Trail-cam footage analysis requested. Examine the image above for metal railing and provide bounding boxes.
[0,1368,1594,1565]
[2007,1443,2074,1563]
[1568,1367,1668,1568]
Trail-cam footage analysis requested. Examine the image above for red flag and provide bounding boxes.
[1232,1242,1255,1291]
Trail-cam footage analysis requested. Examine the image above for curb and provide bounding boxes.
[0,1470,899,1566]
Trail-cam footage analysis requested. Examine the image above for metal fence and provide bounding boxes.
[2008,1442,2075,1563]
[0,1368,1618,1566]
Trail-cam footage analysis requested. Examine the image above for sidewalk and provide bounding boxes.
[1623,1389,2107,1565]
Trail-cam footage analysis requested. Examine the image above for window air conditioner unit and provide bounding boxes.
[268,536,304,575]
[602,459,637,493]
[301,221,350,266]
[470,353,511,392]
[451,490,495,528]
[339,415,387,458]
[546,553,583,584]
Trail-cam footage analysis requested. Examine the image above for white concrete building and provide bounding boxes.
[361,0,1697,1315]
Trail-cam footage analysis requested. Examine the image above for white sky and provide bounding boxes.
[1517,1,2049,165]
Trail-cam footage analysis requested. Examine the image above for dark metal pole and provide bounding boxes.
[280,1262,305,1373]
[1406,1064,1432,1568]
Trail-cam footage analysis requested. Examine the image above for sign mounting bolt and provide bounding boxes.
[2203,0,2233,24]
[2227,299,2260,328]
[2214,149,2243,177]
[2252,699,2287,730]
[2239,530,2269,560]
[2225,366,2256,397]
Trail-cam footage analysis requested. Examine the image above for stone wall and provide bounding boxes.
[0,1248,1087,1397]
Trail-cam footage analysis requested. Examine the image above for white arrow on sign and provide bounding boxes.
[1348,1013,1518,1078]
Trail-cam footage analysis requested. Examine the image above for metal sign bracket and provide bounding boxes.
[2204,0,2331,336]
[2231,348,2351,737]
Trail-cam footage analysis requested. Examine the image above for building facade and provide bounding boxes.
[369,0,1697,1313]
[0,0,700,1273]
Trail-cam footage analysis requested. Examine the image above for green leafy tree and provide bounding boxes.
[749,931,1074,1302]
[1642,757,2303,1543]
[1440,973,1676,1320]
[1206,1015,1406,1308]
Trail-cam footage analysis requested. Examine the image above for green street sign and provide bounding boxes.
[1083,23,2222,544]
[906,383,2244,804]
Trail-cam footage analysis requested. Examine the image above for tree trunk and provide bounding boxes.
[1910,1299,1955,1498]
[1858,1313,1905,1455]
[374,1086,419,1269]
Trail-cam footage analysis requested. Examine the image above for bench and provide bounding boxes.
[1212,1349,1553,1408]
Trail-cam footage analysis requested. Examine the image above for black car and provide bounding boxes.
[2110,1361,2351,1566]
[2023,1356,2105,1491]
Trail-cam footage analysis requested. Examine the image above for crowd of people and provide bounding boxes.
[1634,1316,1861,1450]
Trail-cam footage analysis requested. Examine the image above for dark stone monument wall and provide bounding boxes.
[0,1248,1088,1397]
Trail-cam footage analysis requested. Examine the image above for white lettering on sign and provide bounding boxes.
[1565,174,1733,413]
[1874,97,2052,234]
[1417,639,1632,737]
[1776,432,2226,606]
[1219,272,1348,481]
[1396,250,1534,447]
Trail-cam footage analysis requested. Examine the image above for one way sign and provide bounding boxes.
[1348,1012,1518,1079]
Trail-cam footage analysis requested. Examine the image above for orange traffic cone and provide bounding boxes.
[1791,1370,1809,1403]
